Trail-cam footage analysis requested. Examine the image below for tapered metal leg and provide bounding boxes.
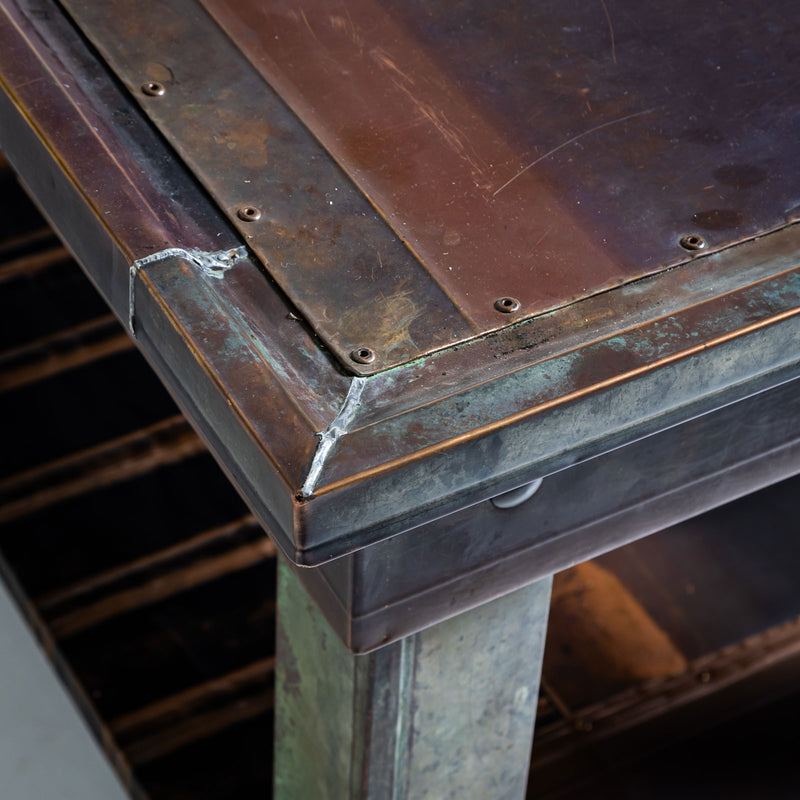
[274,558,552,800]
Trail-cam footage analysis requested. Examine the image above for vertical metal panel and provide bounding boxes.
[275,558,551,799]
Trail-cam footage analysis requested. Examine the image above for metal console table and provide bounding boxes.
[2,0,800,796]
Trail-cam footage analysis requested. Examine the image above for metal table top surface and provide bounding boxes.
[61,0,800,372]
[1,0,800,569]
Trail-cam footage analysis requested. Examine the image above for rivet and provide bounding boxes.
[141,81,165,97]
[679,233,706,251]
[350,347,376,365]
[494,296,521,313]
[237,205,262,222]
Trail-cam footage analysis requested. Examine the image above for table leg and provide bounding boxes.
[275,558,552,800]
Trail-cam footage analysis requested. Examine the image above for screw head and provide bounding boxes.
[141,81,165,97]
[494,296,521,314]
[350,346,376,365]
[679,233,706,251]
[237,206,262,222]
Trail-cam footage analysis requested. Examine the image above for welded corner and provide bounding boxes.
[128,245,248,336]
[301,377,368,498]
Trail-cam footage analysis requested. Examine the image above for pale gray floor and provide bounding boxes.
[0,576,130,799]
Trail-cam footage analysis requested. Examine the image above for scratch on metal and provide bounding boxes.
[128,245,247,336]
[301,377,368,497]
[492,108,654,197]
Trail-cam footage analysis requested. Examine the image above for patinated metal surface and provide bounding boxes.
[0,0,234,314]
[292,240,800,561]
[5,8,800,797]
[4,0,800,571]
[206,0,797,351]
[61,0,800,371]
[59,0,479,373]
[298,376,800,650]
[275,558,550,798]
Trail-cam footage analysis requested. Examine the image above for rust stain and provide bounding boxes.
[214,107,270,169]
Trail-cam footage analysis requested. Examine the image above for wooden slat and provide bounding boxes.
[0,415,204,523]
[542,562,688,710]
[48,538,276,638]
[111,658,276,765]
[38,515,259,612]
[530,614,800,797]
[0,314,132,391]
[0,242,69,282]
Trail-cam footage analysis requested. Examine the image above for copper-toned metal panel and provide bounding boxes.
[58,0,480,374]
[59,0,800,370]
[202,0,800,331]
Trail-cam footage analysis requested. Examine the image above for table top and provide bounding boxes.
[2,0,800,566]
[60,0,800,373]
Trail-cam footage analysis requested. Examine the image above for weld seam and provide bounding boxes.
[128,245,247,337]
[301,377,368,497]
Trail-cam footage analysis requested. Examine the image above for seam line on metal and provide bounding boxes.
[392,635,415,800]
[128,245,247,336]
[301,377,368,497]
